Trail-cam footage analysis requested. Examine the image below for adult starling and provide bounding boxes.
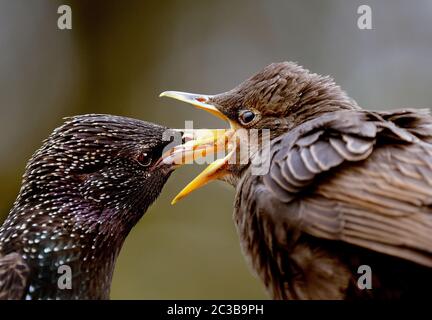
[160,62,432,299]
[0,114,179,300]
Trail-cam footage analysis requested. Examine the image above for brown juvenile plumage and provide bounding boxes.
[163,62,432,299]
[237,108,432,299]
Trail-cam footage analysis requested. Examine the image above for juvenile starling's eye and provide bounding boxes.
[136,152,152,167]
[238,110,256,125]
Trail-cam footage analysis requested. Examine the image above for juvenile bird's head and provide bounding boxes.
[208,62,358,135]
[159,62,359,202]
[162,62,357,137]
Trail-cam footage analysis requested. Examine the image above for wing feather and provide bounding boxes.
[0,252,29,300]
[257,110,432,267]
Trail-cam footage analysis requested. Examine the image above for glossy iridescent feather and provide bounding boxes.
[0,114,176,299]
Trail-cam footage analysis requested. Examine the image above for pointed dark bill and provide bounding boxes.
[159,91,236,204]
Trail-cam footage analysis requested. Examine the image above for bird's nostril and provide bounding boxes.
[196,97,207,103]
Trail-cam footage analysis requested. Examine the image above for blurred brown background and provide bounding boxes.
[1,0,432,299]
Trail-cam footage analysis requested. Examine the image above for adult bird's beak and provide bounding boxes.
[159,91,236,204]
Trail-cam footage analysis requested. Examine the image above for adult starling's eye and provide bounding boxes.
[238,110,256,125]
[136,152,152,167]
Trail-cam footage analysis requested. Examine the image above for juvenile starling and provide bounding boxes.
[160,62,432,299]
[0,114,179,300]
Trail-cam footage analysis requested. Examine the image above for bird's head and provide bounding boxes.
[159,62,358,203]
[17,114,180,227]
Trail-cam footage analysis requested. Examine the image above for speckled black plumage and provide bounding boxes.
[0,114,177,300]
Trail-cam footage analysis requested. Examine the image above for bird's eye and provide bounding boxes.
[238,110,256,125]
[136,152,152,167]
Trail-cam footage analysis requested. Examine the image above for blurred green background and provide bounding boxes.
[1,0,432,299]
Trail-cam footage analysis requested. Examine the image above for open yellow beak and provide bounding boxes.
[159,91,236,204]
